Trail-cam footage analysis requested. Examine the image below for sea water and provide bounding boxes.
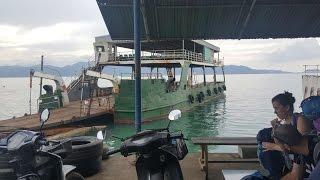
[0,74,303,179]
[0,73,302,152]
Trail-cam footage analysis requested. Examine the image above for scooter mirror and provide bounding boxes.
[97,131,104,140]
[40,109,50,123]
[168,109,181,121]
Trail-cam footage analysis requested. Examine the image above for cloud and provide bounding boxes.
[207,38,320,72]
[1,0,320,72]
[0,0,104,28]
[0,21,107,66]
[261,39,320,62]
[0,0,108,66]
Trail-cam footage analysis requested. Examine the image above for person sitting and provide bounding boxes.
[272,124,319,180]
[263,91,312,150]
[256,91,313,179]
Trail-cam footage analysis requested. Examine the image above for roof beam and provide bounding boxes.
[238,0,257,39]
[155,3,319,8]
[234,0,247,37]
[141,0,151,41]
[154,0,160,38]
[101,3,319,8]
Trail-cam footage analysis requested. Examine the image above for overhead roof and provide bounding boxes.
[96,0,320,40]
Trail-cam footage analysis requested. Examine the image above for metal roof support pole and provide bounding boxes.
[134,0,142,133]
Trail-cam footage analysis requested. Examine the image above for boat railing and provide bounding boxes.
[303,65,320,76]
[120,73,163,80]
[105,49,223,65]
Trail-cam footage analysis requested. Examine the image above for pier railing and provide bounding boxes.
[303,65,320,76]
[102,49,223,66]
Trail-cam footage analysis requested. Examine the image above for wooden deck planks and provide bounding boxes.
[0,97,114,131]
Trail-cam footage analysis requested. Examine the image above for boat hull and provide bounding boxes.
[114,79,226,124]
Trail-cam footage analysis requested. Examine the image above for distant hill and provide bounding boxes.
[0,62,89,77]
[0,63,289,77]
[222,65,289,74]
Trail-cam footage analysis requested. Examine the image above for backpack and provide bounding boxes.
[314,142,320,165]
[300,96,320,121]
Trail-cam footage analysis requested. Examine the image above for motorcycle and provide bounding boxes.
[104,109,188,180]
[0,109,85,180]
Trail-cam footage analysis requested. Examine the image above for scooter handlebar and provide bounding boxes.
[169,133,183,140]
[37,139,49,146]
[106,148,122,155]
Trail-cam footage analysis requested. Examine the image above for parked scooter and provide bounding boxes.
[0,109,85,180]
[104,109,188,180]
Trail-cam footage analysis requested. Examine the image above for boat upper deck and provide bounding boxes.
[93,36,224,67]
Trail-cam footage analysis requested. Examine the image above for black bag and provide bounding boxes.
[175,139,188,160]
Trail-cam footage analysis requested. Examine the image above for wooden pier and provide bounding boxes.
[87,153,264,180]
[0,96,114,137]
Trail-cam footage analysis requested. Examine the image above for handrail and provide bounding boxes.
[120,73,163,80]
[303,65,320,76]
[100,49,223,66]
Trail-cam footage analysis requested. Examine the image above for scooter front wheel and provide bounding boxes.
[66,172,85,180]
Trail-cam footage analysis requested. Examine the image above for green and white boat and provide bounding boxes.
[92,36,226,123]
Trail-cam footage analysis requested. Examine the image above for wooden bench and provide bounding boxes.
[191,137,258,179]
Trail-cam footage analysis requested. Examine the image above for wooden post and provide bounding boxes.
[203,66,206,86]
[213,67,216,83]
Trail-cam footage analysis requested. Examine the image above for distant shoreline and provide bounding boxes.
[0,63,292,77]
[0,72,295,78]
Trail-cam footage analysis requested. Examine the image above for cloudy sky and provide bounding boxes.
[0,0,319,72]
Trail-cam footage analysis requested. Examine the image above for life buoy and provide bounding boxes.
[188,95,194,104]
[207,89,211,96]
[222,85,226,91]
[213,88,218,94]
